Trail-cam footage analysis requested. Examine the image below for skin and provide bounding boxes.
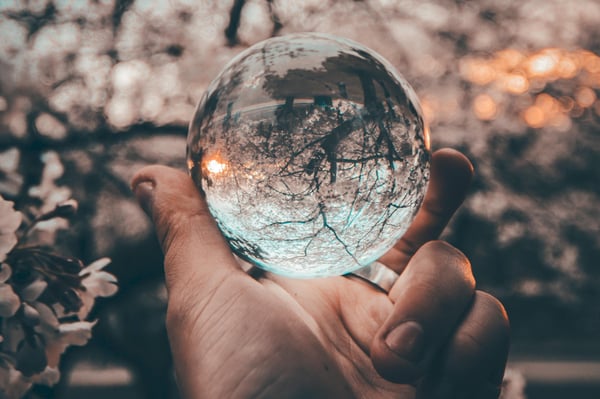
[131,148,510,399]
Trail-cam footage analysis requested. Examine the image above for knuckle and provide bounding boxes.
[421,240,468,265]
[420,240,475,292]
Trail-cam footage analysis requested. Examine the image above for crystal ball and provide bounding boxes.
[187,33,430,278]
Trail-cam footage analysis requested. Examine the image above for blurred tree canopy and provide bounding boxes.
[0,0,599,396]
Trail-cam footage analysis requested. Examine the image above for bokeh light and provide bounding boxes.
[473,94,498,121]
[459,48,600,129]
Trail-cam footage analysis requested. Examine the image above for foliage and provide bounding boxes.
[0,195,117,398]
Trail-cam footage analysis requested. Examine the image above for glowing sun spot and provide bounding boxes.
[206,159,227,174]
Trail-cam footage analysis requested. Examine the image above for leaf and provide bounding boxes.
[0,284,21,318]
[1,319,24,353]
[41,252,83,274]
[15,336,47,377]
[0,196,22,263]
[58,289,83,314]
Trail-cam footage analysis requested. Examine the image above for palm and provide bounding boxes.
[169,267,405,398]
[246,272,411,398]
[133,150,509,399]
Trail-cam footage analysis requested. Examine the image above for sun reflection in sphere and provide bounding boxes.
[206,158,227,175]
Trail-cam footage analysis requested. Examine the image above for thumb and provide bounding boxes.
[131,165,243,296]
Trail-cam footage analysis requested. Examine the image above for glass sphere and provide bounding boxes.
[187,33,430,278]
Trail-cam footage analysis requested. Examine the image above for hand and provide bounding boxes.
[131,149,509,399]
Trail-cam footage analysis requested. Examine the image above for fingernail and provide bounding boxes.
[133,180,155,215]
[385,321,426,363]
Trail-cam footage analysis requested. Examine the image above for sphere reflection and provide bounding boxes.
[187,33,430,277]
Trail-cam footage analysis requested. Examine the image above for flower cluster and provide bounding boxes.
[0,195,117,399]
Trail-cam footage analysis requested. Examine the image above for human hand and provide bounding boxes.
[131,148,509,399]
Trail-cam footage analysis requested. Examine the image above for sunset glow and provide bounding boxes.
[456,48,600,128]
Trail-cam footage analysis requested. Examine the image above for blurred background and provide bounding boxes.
[0,0,598,398]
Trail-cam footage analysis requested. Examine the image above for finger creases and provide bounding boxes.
[370,241,476,384]
[131,165,242,294]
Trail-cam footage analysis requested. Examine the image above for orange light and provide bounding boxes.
[523,106,545,128]
[593,73,600,88]
[581,50,600,73]
[206,158,227,174]
[423,124,431,151]
[473,94,497,120]
[556,56,579,79]
[536,93,560,112]
[575,86,597,108]
[493,48,525,70]
[500,73,529,94]
[526,51,559,78]
[460,59,497,85]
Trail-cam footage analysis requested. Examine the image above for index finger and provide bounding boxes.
[378,148,474,273]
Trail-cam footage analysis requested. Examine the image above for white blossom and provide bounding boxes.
[44,321,97,369]
[78,257,118,319]
[26,152,71,239]
[0,196,21,262]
